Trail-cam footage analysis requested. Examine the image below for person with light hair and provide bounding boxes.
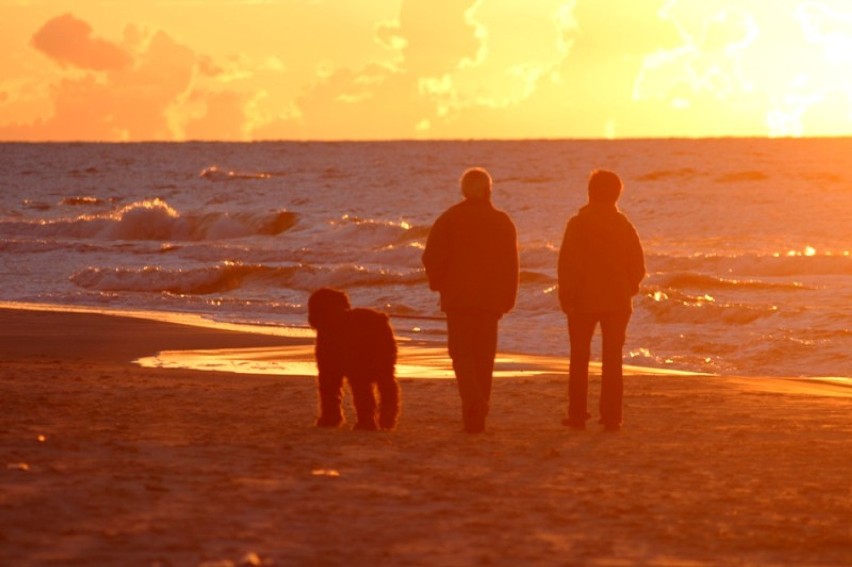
[558,169,646,431]
[422,167,519,434]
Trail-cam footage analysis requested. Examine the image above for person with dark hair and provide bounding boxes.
[558,169,646,431]
[422,167,519,434]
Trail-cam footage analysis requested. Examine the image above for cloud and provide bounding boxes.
[4,14,235,140]
[632,0,852,136]
[31,13,132,71]
[25,28,199,140]
[795,2,852,64]
[11,1,851,140]
[263,0,632,139]
[443,0,575,108]
[375,20,407,52]
[388,0,577,117]
[8,1,636,140]
[634,3,760,102]
[398,0,482,76]
[182,89,249,140]
[492,0,680,137]
[247,0,484,139]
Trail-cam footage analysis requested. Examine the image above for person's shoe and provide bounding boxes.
[601,423,622,432]
[353,420,379,431]
[316,416,343,428]
[561,418,586,430]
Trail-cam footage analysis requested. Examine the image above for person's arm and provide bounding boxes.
[557,219,580,314]
[625,223,646,295]
[500,217,520,313]
[422,214,449,292]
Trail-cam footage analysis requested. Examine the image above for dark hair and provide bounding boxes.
[588,169,622,203]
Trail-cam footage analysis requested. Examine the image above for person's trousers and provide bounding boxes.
[567,311,631,427]
[446,310,499,433]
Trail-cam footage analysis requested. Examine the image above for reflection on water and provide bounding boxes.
[135,344,706,379]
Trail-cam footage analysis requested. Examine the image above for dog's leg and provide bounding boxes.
[316,370,344,427]
[348,376,379,431]
[377,369,400,430]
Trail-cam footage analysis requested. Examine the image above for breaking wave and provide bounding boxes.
[655,272,809,291]
[331,215,430,246]
[70,261,425,295]
[640,290,779,325]
[1,199,297,241]
[650,252,852,278]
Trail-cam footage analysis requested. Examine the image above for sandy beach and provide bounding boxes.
[1,306,850,566]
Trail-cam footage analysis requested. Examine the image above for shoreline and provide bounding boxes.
[2,304,851,565]
[3,301,850,387]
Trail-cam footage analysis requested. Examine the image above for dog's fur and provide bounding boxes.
[307,288,400,430]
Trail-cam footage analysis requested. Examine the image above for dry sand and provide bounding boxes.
[1,306,850,566]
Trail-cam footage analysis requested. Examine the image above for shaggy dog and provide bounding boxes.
[307,288,400,430]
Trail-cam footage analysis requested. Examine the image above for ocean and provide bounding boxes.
[1,139,850,378]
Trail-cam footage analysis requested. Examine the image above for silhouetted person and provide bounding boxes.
[308,288,400,431]
[558,169,645,431]
[422,167,519,433]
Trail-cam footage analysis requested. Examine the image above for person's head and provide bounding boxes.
[460,167,492,201]
[587,169,622,204]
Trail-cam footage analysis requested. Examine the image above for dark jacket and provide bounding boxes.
[422,198,519,315]
[558,202,645,314]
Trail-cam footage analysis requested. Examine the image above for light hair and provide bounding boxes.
[460,167,492,200]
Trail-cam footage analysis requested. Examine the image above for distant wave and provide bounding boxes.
[199,165,273,181]
[657,272,808,291]
[0,239,106,255]
[636,168,698,181]
[288,263,425,290]
[519,270,554,284]
[71,263,275,295]
[714,171,769,183]
[636,168,769,184]
[21,199,51,211]
[501,175,556,185]
[651,252,852,278]
[70,261,425,295]
[331,215,430,246]
[60,196,106,206]
[520,243,558,271]
[641,291,778,325]
[0,199,297,241]
[320,166,349,180]
[69,166,99,176]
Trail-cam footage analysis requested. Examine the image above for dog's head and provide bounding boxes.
[307,288,351,330]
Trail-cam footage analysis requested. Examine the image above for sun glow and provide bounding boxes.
[1,0,852,140]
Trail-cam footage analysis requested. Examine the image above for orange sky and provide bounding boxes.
[2,0,852,141]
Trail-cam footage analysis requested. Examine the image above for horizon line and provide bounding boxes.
[3,134,852,144]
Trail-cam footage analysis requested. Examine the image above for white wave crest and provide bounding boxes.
[3,199,297,242]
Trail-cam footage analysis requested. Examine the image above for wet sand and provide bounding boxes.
[1,307,850,566]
